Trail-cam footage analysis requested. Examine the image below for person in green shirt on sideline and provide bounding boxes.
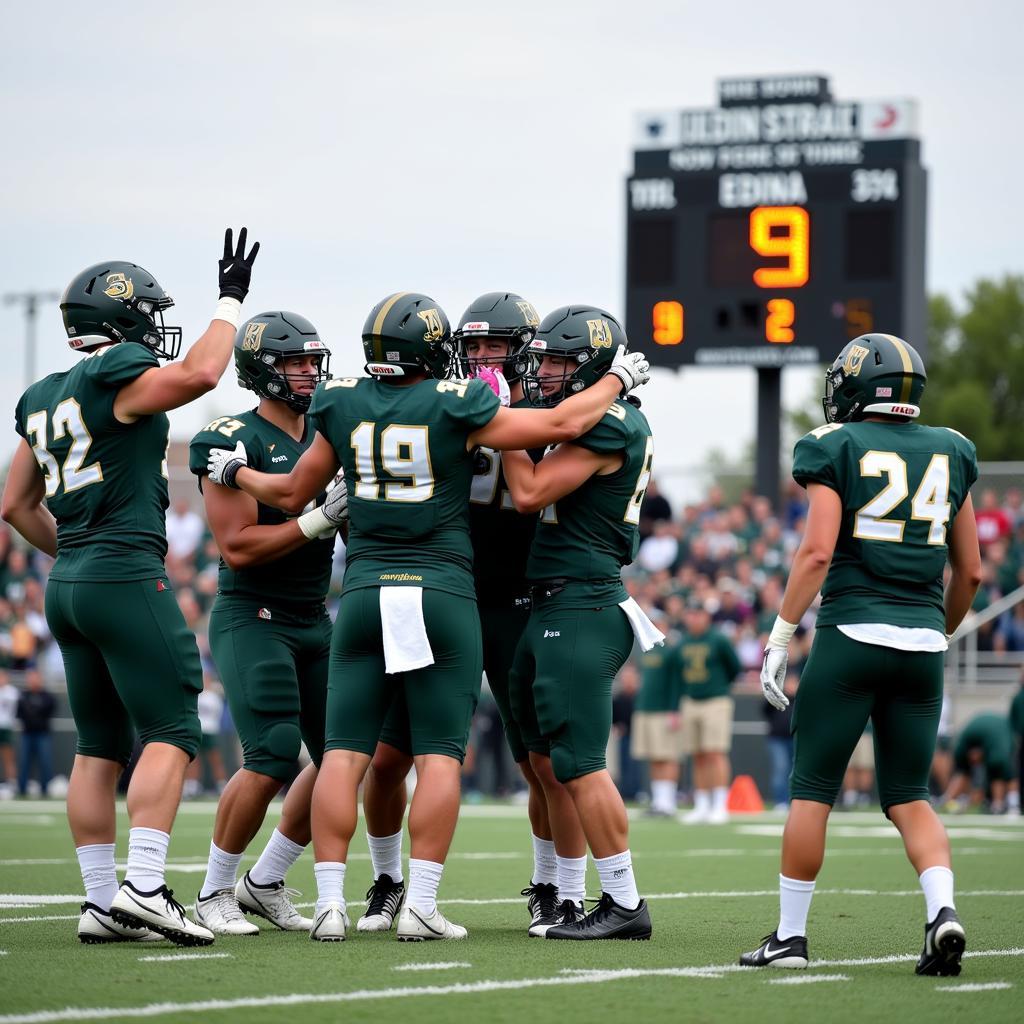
[672,602,742,825]
[1,229,259,947]
[942,712,1015,813]
[741,334,981,978]
[630,645,681,816]
[1011,673,1024,809]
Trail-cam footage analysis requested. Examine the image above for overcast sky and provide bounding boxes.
[2,1,1021,505]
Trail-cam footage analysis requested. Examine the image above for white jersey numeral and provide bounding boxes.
[625,435,655,525]
[854,450,951,545]
[25,399,103,498]
[349,421,434,503]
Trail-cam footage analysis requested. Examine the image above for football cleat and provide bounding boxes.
[357,873,405,933]
[78,902,163,944]
[525,885,566,937]
[915,907,966,976]
[235,872,312,932]
[310,901,349,942]
[545,893,652,941]
[396,904,467,941]
[680,807,709,824]
[194,889,260,936]
[109,882,214,947]
[706,807,731,825]
[739,930,809,969]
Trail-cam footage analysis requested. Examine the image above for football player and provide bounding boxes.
[0,229,259,945]
[941,712,1015,813]
[742,333,981,976]
[188,311,344,935]
[501,306,661,941]
[206,292,650,941]
[356,292,564,936]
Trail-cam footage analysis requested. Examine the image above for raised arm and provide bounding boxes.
[1,440,58,557]
[945,494,983,637]
[113,228,259,422]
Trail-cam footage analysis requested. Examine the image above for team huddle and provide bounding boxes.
[1,229,981,976]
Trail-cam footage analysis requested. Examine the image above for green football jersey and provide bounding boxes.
[668,629,742,702]
[634,645,678,712]
[526,399,653,605]
[14,344,169,582]
[792,420,979,630]
[189,410,334,606]
[308,375,499,598]
[469,397,538,602]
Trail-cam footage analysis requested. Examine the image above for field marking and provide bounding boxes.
[768,973,850,985]
[738,824,1024,842]
[391,962,471,972]
[936,982,1013,992]
[138,953,232,963]
[0,895,83,906]
[0,948,1020,1023]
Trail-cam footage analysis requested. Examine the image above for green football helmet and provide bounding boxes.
[362,292,453,380]
[823,333,927,423]
[523,305,626,407]
[453,292,541,383]
[60,260,182,359]
[235,311,332,413]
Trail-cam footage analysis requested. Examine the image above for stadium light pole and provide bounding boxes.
[4,290,61,390]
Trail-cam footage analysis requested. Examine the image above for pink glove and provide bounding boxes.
[475,366,511,407]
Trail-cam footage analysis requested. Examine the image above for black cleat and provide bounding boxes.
[915,907,966,976]
[544,893,652,941]
[523,882,560,936]
[739,930,809,969]
[356,873,406,933]
[530,897,584,937]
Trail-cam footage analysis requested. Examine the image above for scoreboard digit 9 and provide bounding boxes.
[625,75,927,368]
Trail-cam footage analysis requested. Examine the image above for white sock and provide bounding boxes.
[777,874,816,940]
[367,830,404,883]
[249,828,305,887]
[594,850,640,910]
[199,841,244,899]
[556,854,587,904]
[712,786,729,813]
[531,835,557,886]
[693,789,711,814]
[125,827,170,893]
[406,857,444,916]
[651,780,677,813]
[314,861,346,915]
[919,866,955,923]
[77,843,118,911]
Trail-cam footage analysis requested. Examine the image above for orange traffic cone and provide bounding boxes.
[726,775,764,814]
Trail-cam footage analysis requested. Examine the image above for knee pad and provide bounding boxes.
[550,744,580,785]
[257,721,301,775]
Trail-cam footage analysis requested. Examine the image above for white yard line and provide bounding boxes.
[138,953,232,963]
[391,962,471,972]
[936,982,1013,992]
[0,948,1019,1023]
[768,973,850,985]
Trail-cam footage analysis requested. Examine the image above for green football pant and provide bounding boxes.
[327,588,482,762]
[509,601,633,783]
[44,577,202,762]
[208,596,331,782]
[791,626,944,811]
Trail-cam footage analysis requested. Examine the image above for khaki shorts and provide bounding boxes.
[848,731,875,771]
[681,696,734,755]
[630,711,682,762]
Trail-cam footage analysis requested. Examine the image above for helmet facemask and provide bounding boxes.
[523,342,602,407]
[241,346,332,412]
[455,325,536,383]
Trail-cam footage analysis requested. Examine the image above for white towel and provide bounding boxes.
[380,587,435,674]
[618,597,666,652]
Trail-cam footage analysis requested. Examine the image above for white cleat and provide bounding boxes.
[356,874,405,933]
[310,901,349,942]
[706,807,731,825]
[109,883,214,947]
[680,807,709,824]
[396,904,467,941]
[194,889,260,936]
[78,902,164,944]
[235,872,312,932]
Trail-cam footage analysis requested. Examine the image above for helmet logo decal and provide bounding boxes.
[586,318,614,348]
[242,322,268,352]
[875,386,893,397]
[417,308,445,342]
[516,301,540,327]
[461,320,490,334]
[842,344,870,377]
[104,273,134,300]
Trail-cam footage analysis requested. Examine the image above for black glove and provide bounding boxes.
[219,227,260,301]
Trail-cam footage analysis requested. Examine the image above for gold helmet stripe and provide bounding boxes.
[879,333,914,403]
[371,292,412,363]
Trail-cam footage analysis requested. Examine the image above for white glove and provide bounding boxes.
[322,476,349,525]
[296,476,348,540]
[207,441,248,488]
[608,345,651,393]
[760,648,790,711]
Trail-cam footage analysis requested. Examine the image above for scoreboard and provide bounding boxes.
[625,75,927,368]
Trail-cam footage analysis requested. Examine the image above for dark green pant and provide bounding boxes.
[509,600,633,783]
[45,577,202,762]
[328,587,482,762]
[208,596,330,782]
[791,626,944,810]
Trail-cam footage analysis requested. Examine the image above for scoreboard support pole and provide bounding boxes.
[755,367,782,509]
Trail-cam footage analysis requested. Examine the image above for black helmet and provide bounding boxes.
[235,311,331,413]
[823,333,927,423]
[523,305,626,407]
[361,292,453,379]
[60,260,182,359]
[453,292,540,383]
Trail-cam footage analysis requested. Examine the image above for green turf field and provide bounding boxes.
[0,800,1021,1023]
